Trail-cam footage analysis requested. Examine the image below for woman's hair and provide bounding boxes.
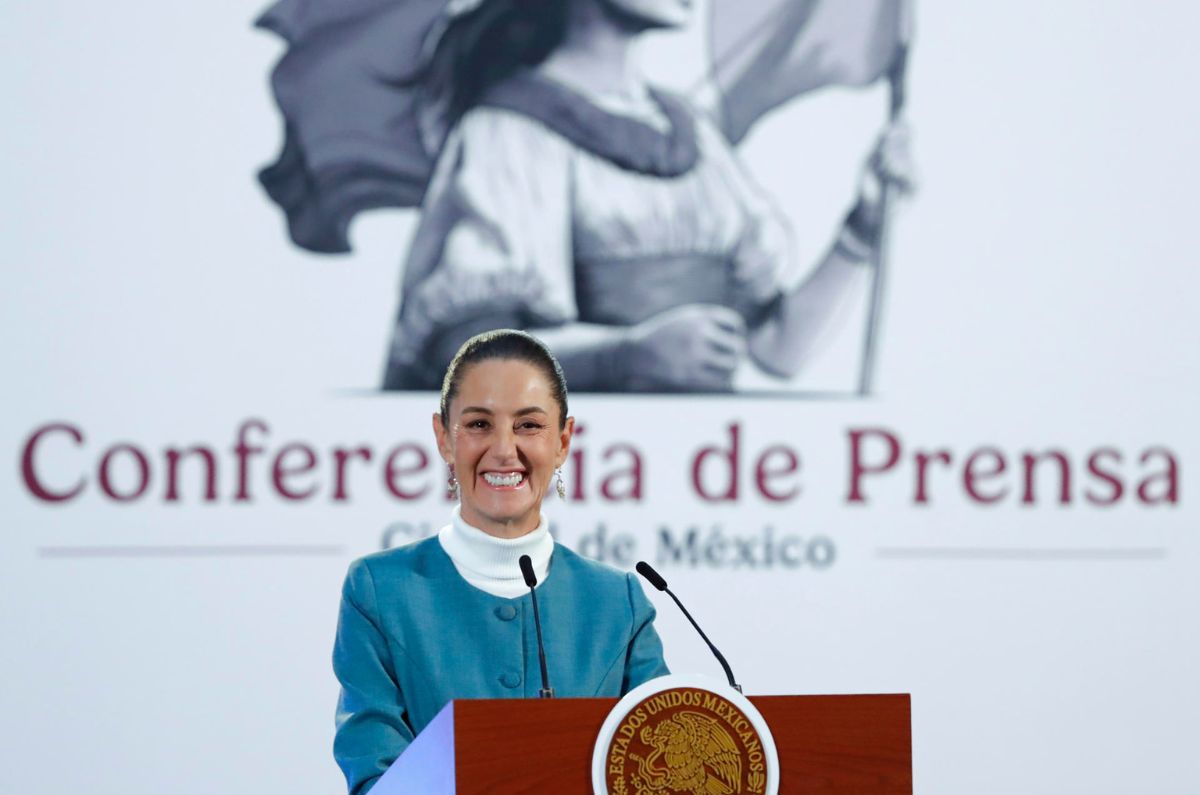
[418,0,570,127]
[440,329,569,429]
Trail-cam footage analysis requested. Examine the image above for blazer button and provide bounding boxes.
[499,671,521,689]
[494,604,518,621]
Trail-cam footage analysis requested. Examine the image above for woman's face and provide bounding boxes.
[605,0,693,29]
[434,359,573,539]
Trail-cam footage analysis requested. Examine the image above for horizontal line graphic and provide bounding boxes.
[876,547,1167,561]
[38,545,346,558]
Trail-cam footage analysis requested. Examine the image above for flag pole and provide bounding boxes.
[858,14,912,397]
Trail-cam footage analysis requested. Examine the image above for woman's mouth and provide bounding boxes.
[481,471,525,488]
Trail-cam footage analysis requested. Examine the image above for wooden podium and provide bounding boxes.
[372,694,911,793]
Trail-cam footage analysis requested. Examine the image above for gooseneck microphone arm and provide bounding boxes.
[635,561,741,693]
[518,554,554,698]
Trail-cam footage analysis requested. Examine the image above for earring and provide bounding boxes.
[447,467,459,500]
[555,468,566,500]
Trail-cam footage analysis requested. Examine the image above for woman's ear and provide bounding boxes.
[432,412,453,464]
[556,416,576,467]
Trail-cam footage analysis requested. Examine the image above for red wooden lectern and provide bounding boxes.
[372,694,911,793]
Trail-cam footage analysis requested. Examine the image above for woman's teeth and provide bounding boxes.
[483,472,524,487]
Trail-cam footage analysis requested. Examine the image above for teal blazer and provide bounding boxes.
[332,537,669,794]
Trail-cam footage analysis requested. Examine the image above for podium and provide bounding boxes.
[372,694,911,793]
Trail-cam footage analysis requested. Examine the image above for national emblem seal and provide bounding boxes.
[592,674,779,795]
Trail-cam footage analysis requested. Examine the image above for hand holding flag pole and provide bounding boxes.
[701,0,916,394]
[858,1,915,396]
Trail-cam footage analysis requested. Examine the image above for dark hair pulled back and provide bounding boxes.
[440,329,569,429]
[418,0,570,127]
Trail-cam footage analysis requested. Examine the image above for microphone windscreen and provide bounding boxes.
[518,554,538,588]
[635,561,668,591]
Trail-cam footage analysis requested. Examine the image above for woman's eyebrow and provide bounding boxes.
[459,406,546,416]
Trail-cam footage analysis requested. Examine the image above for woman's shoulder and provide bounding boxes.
[550,545,659,627]
[348,535,445,581]
[450,102,576,159]
[552,543,637,593]
[425,103,574,202]
[465,70,700,178]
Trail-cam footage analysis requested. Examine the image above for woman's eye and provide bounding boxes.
[518,421,543,431]
[467,420,489,429]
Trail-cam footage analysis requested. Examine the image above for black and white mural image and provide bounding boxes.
[258,0,915,393]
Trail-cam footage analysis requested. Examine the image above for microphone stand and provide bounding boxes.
[636,561,741,693]
[519,554,554,698]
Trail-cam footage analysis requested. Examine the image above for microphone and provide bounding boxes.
[635,561,741,693]
[519,554,554,698]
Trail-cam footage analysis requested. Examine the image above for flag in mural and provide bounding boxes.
[256,0,447,253]
[709,0,912,142]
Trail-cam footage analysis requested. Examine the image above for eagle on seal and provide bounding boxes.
[633,710,742,794]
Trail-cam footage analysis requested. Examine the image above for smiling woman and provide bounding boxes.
[332,329,670,795]
[433,334,574,539]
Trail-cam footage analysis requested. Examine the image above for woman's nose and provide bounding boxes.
[490,426,519,459]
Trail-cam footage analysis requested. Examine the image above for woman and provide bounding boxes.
[333,329,669,794]
[378,0,914,392]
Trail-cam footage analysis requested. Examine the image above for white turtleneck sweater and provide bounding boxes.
[437,506,553,598]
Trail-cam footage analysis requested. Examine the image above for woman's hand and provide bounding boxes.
[746,123,916,379]
[867,120,917,199]
[840,121,917,259]
[622,305,747,392]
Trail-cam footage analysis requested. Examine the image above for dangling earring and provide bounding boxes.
[555,468,566,500]
[447,466,459,500]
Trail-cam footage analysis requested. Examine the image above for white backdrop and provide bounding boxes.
[3,2,1198,793]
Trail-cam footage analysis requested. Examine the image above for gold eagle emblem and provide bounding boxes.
[630,710,743,794]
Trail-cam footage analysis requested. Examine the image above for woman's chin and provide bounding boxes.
[607,0,692,30]
[466,490,540,535]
